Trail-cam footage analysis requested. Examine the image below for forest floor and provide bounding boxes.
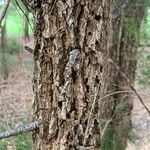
[0,48,150,150]
[0,50,33,126]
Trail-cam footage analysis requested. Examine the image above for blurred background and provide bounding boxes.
[0,0,150,150]
[0,0,33,149]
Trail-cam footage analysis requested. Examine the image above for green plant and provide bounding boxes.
[14,133,32,150]
[0,122,8,150]
[140,7,150,43]
[136,53,150,88]
[6,8,33,36]
[0,119,32,150]
[0,38,23,78]
[6,38,22,55]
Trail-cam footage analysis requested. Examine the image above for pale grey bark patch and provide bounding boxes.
[0,121,40,140]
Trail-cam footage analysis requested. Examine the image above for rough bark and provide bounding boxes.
[20,0,144,150]
[100,1,145,150]
[31,1,112,150]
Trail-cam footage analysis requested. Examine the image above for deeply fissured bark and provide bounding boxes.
[32,1,112,150]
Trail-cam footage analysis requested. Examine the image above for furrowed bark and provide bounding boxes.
[20,0,144,150]
[31,1,112,150]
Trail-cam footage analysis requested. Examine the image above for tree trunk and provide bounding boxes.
[31,1,112,150]
[0,21,8,80]
[21,0,144,150]
[23,8,30,42]
[100,1,145,150]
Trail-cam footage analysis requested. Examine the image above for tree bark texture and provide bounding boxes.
[21,0,144,150]
[30,1,112,150]
[100,1,145,150]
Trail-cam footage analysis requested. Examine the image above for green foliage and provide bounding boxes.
[137,2,150,88]
[0,53,11,79]
[14,133,32,150]
[0,139,8,150]
[140,7,150,42]
[145,0,150,6]
[0,38,23,78]
[6,10,33,36]
[0,123,8,150]
[123,16,142,47]
[0,120,32,150]
[0,134,32,150]
[101,124,137,150]
[6,38,22,55]
[136,53,150,88]
[0,0,33,36]
[101,127,114,150]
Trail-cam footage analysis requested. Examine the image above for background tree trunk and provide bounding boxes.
[23,8,30,42]
[0,21,9,79]
[100,1,145,150]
